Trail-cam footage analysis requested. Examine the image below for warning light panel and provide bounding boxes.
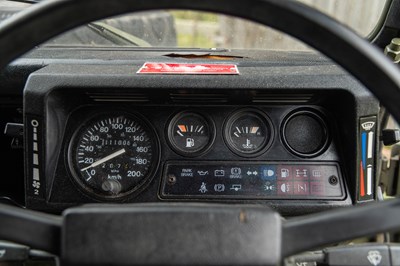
[162,161,344,200]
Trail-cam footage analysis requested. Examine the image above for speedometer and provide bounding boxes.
[68,113,158,200]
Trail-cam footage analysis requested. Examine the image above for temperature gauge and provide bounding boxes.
[224,109,273,157]
[167,111,215,156]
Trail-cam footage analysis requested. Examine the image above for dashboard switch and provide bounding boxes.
[390,245,400,266]
[0,241,29,262]
[3,123,23,137]
[325,244,390,266]
[382,129,400,146]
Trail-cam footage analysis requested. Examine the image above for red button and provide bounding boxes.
[309,167,324,180]
[293,167,309,180]
[277,166,292,180]
[293,181,309,195]
[310,182,325,196]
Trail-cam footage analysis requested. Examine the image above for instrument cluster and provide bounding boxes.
[61,106,339,201]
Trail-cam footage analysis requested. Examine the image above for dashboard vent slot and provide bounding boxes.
[86,92,149,102]
[169,93,228,103]
[251,93,313,103]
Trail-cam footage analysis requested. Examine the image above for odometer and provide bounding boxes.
[68,113,158,199]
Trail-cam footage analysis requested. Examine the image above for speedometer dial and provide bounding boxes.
[68,113,158,199]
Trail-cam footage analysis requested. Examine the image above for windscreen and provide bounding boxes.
[0,0,388,50]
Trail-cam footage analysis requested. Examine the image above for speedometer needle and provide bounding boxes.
[80,148,126,172]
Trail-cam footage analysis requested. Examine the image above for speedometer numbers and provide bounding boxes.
[68,113,158,199]
[224,109,273,157]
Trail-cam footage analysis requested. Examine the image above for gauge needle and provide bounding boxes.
[80,148,126,172]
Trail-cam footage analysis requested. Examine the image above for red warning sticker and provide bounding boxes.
[137,63,239,75]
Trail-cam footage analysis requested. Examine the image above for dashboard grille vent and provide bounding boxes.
[251,93,313,103]
[86,92,149,102]
[169,93,229,103]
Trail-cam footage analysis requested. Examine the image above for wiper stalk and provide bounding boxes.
[87,22,152,47]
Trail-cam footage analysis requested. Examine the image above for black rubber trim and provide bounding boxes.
[0,0,400,122]
[0,204,61,254]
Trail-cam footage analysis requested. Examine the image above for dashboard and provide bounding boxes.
[0,1,400,265]
[15,49,379,215]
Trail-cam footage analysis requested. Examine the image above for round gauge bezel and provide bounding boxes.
[67,111,160,201]
[166,111,216,157]
[223,108,274,157]
[280,108,330,158]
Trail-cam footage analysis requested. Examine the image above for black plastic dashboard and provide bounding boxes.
[13,49,380,215]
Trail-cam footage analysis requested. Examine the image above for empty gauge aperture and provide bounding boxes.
[281,109,330,157]
[167,112,215,156]
[224,109,273,157]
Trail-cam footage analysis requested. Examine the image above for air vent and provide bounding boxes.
[251,93,313,103]
[169,93,228,103]
[86,92,149,102]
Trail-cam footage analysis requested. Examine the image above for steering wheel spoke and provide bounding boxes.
[282,198,400,257]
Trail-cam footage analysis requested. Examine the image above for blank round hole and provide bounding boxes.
[282,111,329,157]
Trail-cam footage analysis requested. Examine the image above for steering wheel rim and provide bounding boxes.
[0,0,400,264]
[0,0,400,122]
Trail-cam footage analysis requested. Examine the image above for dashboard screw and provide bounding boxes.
[384,38,400,63]
[167,175,177,185]
[329,175,338,185]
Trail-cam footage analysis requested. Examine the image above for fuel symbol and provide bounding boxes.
[168,112,214,156]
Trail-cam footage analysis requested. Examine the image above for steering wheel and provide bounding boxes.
[1,1,400,265]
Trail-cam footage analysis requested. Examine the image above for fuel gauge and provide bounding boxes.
[224,109,273,157]
[167,111,215,157]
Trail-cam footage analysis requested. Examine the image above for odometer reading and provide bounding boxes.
[68,113,157,199]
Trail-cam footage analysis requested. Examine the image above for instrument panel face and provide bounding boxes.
[28,96,351,212]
